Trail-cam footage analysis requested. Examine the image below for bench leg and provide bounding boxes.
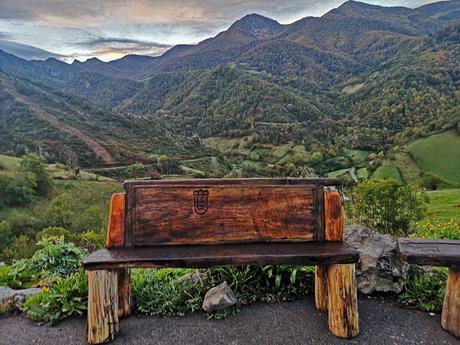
[315,265,328,312]
[87,270,119,344]
[442,266,460,338]
[116,268,132,318]
[327,264,359,338]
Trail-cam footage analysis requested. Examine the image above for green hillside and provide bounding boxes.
[408,130,460,185]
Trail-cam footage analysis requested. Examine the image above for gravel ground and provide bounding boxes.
[0,296,459,345]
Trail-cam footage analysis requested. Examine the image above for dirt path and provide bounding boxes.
[0,296,458,345]
[2,79,116,164]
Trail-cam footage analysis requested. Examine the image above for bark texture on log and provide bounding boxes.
[327,264,359,338]
[324,191,344,241]
[315,265,328,312]
[116,268,132,318]
[87,270,119,344]
[442,266,460,338]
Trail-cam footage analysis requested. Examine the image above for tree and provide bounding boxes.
[20,153,52,197]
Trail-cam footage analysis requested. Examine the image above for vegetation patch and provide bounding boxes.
[408,130,460,185]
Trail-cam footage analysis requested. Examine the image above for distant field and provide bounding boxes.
[342,148,368,165]
[372,161,402,182]
[424,188,460,223]
[408,130,460,185]
[392,152,423,185]
[0,154,20,170]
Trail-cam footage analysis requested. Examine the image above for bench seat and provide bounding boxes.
[83,242,359,270]
[398,238,460,267]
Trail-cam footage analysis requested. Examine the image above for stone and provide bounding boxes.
[176,272,208,286]
[202,281,237,312]
[345,225,408,294]
[0,286,42,311]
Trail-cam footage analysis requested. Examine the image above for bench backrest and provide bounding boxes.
[106,178,343,248]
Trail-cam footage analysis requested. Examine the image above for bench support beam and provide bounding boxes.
[116,268,132,318]
[87,270,119,344]
[327,264,359,338]
[442,266,460,338]
[315,265,328,312]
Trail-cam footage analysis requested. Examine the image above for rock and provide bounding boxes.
[0,286,42,311]
[176,272,208,286]
[202,282,237,312]
[345,225,408,294]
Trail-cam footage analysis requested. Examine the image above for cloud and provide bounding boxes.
[0,39,64,60]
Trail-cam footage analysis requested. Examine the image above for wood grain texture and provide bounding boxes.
[87,270,119,344]
[442,266,460,338]
[123,178,341,190]
[327,264,359,339]
[399,238,460,266]
[116,268,132,318]
[324,191,344,241]
[83,242,359,270]
[128,185,317,246]
[315,265,328,312]
[106,193,125,249]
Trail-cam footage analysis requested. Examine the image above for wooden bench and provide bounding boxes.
[83,178,360,344]
[399,238,460,338]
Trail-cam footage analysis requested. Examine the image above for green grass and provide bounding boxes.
[357,168,369,179]
[424,188,460,223]
[0,154,20,170]
[372,161,403,182]
[342,148,369,165]
[392,152,423,185]
[327,168,349,178]
[408,130,460,185]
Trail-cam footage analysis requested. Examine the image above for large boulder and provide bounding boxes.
[202,281,237,312]
[0,286,42,312]
[176,272,208,287]
[345,225,408,294]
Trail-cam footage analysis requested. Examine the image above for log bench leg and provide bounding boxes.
[442,266,460,338]
[87,270,119,344]
[315,265,328,312]
[116,268,132,318]
[326,264,359,339]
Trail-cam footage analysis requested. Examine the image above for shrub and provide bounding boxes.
[414,219,460,240]
[346,179,429,236]
[0,259,38,289]
[23,270,87,325]
[418,172,450,190]
[20,153,52,197]
[125,163,146,179]
[399,266,447,312]
[0,171,36,208]
[45,193,77,229]
[28,237,86,277]
[1,235,38,263]
[36,227,105,252]
[132,268,207,317]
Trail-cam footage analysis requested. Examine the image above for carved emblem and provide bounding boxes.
[193,189,209,215]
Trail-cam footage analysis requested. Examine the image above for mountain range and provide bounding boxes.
[0,0,459,172]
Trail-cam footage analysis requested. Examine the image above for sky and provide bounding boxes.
[0,0,439,62]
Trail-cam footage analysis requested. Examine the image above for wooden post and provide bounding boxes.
[116,268,132,318]
[327,264,359,338]
[442,266,460,338]
[87,270,119,344]
[315,190,345,312]
[315,265,328,312]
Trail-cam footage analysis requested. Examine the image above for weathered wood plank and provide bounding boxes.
[399,238,460,267]
[129,185,317,246]
[327,264,359,338]
[123,178,341,191]
[87,270,119,344]
[106,193,125,249]
[83,242,359,270]
[442,266,460,338]
[324,190,344,241]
